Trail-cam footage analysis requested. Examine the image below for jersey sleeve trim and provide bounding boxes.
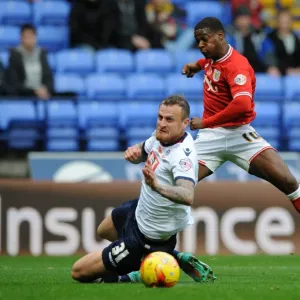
[174,176,196,185]
[142,142,148,156]
[233,92,252,99]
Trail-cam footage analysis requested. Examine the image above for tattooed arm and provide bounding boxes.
[143,160,195,206]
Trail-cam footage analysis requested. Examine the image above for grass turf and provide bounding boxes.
[0,255,300,300]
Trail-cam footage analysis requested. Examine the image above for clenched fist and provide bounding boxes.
[190,117,205,130]
[124,145,143,164]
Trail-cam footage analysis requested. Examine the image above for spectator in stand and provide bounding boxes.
[145,0,193,52]
[110,0,153,51]
[227,6,280,75]
[231,0,265,29]
[6,24,53,99]
[69,0,115,50]
[268,9,300,75]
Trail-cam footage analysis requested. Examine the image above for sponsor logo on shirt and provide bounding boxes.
[213,69,221,82]
[148,151,160,171]
[179,158,192,171]
[234,74,247,85]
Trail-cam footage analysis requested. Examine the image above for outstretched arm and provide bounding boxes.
[143,160,194,206]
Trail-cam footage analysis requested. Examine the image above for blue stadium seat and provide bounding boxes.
[174,50,204,72]
[284,75,300,101]
[255,74,283,101]
[283,102,300,151]
[0,26,19,50]
[120,102,158,129]
[37,26,68,52]
[166,74,203,101]
[251,102,280,127]
[86,140,119,151]
[54,74,85,95]
[96,49,134,73]
[78,102,119,129]
[0,100,39,149]
[0,100,36,130]
[186,2,224,27]
[126,126,154,143]
[56,49,94,75]
[33,1,70,25]
[0,51,8,68]
[135,50,174,73]
[46,100,78,151]
[78,102,119,151]
[86,74,126,100]
[46,139,79,151]
[0,1,32,25]
[47,52,56,71]
[127,74,165,101]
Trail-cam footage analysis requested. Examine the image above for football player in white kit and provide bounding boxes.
[72,95,215,284]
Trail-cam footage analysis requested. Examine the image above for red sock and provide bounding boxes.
[292,197,300,213]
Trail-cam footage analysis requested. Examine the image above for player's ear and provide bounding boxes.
[184,118,190,128]
[217,31,224,41]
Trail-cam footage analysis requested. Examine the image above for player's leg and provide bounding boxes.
[225,125,300,213]
[97,214,118,242]
[248,149,300,213]
[72,249,108,283]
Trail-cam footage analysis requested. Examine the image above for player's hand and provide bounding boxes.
[190,117,205,130]
[182,64,195,78]
[142,160,158,191]
[124,145,142,163]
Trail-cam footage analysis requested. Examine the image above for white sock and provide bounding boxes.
[287,185,300,201]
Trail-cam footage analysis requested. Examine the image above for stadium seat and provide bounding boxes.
[46,100,78,151]
[0,1,32,25]
[78,102,119,129]
[174,50,204,72]
[0,100,39,149]
[251,102,280,127]
[0,26,19,50]
[46,139,79,151]
[78,102,120,151]
[255,74,284,101]
[86,140,119,151]
[54,74,85,95]
[186,2,224,27]
[284,75,300,101]
[56,49,95,75]
[135,50,174,73]
[33,1,70,25]
[37,26,68,52]
[47,52,56,71]
[96,49,134,73]
[126,126,154,144]
[120,102,158,129]
[127,74,165,101]
[166,74,203,101]
[86,74,126,100]
[0,51,8,68]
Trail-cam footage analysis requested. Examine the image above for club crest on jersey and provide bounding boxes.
[179,158,192,171]
[213,69,221,82]
[234,74,247,85]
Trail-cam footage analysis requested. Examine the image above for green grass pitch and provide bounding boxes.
[1,255,300,300]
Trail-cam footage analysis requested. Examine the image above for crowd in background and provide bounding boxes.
[0,0,299,99]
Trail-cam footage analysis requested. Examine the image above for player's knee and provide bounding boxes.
[71,261,87,282]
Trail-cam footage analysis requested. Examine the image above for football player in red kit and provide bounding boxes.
[182,17,300,213]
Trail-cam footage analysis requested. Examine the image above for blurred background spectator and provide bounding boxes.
[69,0,115,50]
[5,24,53,99]
[145,0,194,51]
[227,5,280,75]
[268,8,300,75]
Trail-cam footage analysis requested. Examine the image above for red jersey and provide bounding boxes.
[197,45,256,128]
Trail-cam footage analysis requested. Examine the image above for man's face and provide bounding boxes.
[194,28,223,59]
[278,12,292,32]
[156,104,189,145]
[21,29,36,50]
[234,15,251,32]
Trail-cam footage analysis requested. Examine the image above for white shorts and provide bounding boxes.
[194,124,276,173]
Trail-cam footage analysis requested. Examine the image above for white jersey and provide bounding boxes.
[135,132,197,240]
